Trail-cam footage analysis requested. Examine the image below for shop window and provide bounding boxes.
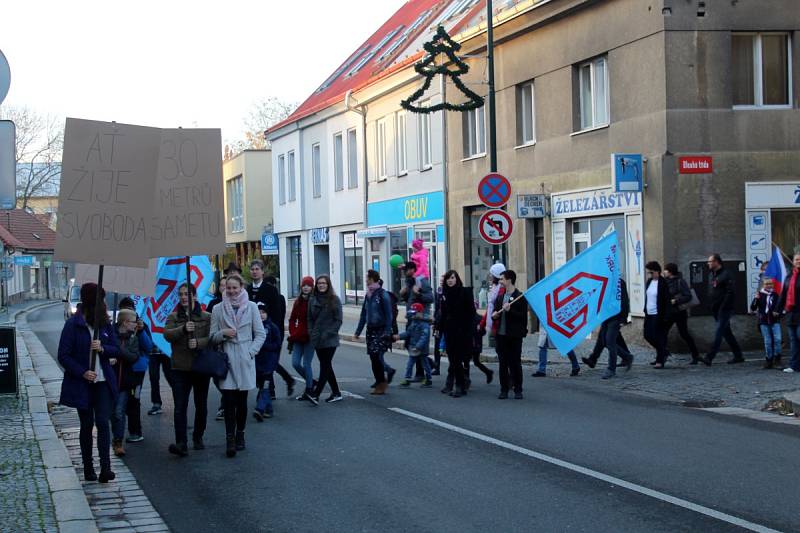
[462,107,486,158]
[343,232,364,304]
[287,236,302,298]
[390,229,409,294]
[465,206,505,300]
[568,216,627,278]
[772,210,800,256]
[516,81,535,146]
[577,56,609,131]
[733,33,791,107]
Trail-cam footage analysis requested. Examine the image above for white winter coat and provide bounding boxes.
[210,301,266,391]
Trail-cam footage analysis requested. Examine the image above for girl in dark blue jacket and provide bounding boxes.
[254,302,282,420]
[58,283,119,483]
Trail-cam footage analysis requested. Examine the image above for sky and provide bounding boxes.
[0,0,405,147]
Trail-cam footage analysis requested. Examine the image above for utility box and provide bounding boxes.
[0,326,18,396]
[688,260,749,316]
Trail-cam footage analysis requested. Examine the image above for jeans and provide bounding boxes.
[222,389,248,436]
[171,370,210,445]
[787,324,800,371]
[291,342,315,390]
[255,373,274,414]
[126,372,145,436]
[313,347,340,397]
[405,354,432,380]
[759,324,782,361]
[537,347,579,373]
[644,315,668,365]
[111,389,130,441]
[664,311,700,360]
[148,352,172,406]
[78,382,113,471]
[496,335,523,393]
[708,309,743,360]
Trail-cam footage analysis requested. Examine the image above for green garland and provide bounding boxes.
[400,25,484,114]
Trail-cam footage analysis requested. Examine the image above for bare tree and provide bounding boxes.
[224,97,297,159]
[0,105,63,209]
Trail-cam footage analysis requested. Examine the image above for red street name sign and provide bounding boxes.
[679,156,713,174]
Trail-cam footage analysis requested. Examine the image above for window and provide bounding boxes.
[396,112,407,175]
[377,118,388,180]
[333,133,344,191]
[287,151,296,202]
[516,81,535,145]
[347,27,401,77]
[462,107,486,158]
[278,154,286,205]
[226,175,244,232]
[732,33,791,107]
[419,106,432,169]
[347,128,358,189]
[311,143,322,198]
[578,56,609,130]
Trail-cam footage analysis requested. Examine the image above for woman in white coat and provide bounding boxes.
[210,273,265,457]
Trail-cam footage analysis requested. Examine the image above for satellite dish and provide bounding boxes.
[0,49,9,105]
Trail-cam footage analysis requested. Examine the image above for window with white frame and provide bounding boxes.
[278,154,286,205]
[347,128,358,189]
[396,111,407,175]
[578,56,609,130]
[226,175,244,232]
[516,81,535,145]
[462,106,486,158]
[287,150,296,202]
[312,143,322,198]
[377,118,388,180]
[333,133,344,191]
[419,105,432,169]
[732,33,791,107]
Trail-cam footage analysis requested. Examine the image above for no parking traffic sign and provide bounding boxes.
[478,173,511,208]
[478,209,513,245]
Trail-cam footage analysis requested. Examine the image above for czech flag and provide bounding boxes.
[764,246,788,294]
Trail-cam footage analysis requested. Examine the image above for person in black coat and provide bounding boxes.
[643,261,671,368]
[437,270,475,398]
[247,260,295,397]
[491,270,528,399]
[701,254,744,365]
[663,263,700,364]
[778,253,800,372]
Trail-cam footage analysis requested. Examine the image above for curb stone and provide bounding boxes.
[781,391,800,416]
[19,303,170,533]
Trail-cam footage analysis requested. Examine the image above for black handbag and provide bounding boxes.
[191,345,229,380]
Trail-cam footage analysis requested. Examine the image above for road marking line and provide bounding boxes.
[388,407,782,533]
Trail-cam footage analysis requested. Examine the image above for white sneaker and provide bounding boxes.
[783,368,795,373]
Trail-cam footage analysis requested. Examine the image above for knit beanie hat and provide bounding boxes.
[410,303,424,314]
[301,276,315,288]
[489,263,506,279]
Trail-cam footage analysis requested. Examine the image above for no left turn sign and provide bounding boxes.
[478,209,513,245]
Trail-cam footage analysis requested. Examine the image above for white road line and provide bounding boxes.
[388,407,782,533]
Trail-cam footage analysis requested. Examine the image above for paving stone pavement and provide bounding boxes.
[19,311,170,533]
[0,388,59,533]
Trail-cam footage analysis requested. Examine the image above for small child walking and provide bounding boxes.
[750,277,782,369]
[395,303,433,387]
[254,302,283,420]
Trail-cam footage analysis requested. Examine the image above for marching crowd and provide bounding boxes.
[56,252,800,483]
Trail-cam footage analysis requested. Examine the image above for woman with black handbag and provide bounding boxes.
[164,283,212,457]
[210,273,265,457]
[663,263,701,364]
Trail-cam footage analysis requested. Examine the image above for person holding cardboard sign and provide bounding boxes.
[58,283,119,483]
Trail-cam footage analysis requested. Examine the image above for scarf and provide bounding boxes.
[222,289,250,330]
[787,268,799,312]
[366,281,380,299]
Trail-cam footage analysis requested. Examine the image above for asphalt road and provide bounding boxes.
[29,304,800,533]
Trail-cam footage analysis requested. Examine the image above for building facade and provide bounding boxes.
[443,0,798,344]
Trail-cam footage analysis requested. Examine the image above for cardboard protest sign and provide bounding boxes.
[55,119,160,267]
[150,128,225,257]
[74,260,159,297]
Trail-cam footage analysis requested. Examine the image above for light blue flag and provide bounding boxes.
[131,256,215,356]
[524,232,621,355]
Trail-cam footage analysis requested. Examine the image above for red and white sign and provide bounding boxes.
[678,156,713,174]
[478,173,512,208]
[478,209,513,245]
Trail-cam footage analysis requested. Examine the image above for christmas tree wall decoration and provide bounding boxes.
[401,25,484,114]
